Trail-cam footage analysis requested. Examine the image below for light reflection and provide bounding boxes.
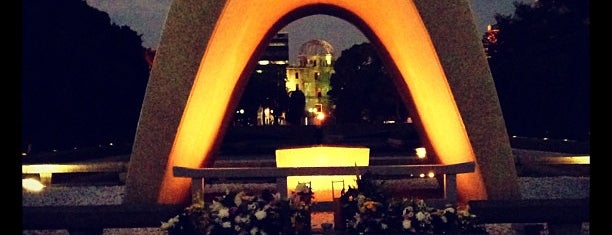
[23,178,45,192]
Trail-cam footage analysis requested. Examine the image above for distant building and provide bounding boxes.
[285,39,335,125]
[234,32,290,126]
[482,24,500,59]
[233,36,337,126]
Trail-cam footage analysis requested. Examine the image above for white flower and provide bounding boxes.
[416,211,426,221]
[160,215,179,230]
[210,200,223,212]
[234,214,250,224]
[248,202,257,210]
[444,207,455,214]
[402,219,412,229]
[222,221,232,228]
[218,208,230,218]
[255,209,267,220]
[250,227,259,235]
[235,191,245,206]
[402,206,414,216]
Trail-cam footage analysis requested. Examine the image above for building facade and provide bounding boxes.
[285,39,335,125]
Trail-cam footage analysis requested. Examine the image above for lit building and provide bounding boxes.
[235,32,290,126]
[285,39,335,125]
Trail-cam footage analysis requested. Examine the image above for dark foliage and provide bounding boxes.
[328,43,408,124]
[484,0,590,140]
[22,0,150,153]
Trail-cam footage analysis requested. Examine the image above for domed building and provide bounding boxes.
[286,39,335,125]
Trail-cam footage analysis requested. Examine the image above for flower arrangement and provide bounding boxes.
[338,171,487,235]
[161,183,315,235]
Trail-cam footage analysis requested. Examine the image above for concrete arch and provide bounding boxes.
[125,0,520,205]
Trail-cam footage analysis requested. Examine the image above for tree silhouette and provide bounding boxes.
[328,43,408,124]
[484,0,589,140]
[22,0,151,153]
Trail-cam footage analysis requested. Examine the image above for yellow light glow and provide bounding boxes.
[415,147,427,158]
[569,156,590,164]
[22,178,45,192]
[427,172,435,178]
[158,0,486,203]
[419,173,425,178]
[276,146,369,202]
[316,112,325,120]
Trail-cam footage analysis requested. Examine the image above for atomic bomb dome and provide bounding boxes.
[298,39,335,57]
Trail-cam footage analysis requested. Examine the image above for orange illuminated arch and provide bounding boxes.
[157,0,486,204]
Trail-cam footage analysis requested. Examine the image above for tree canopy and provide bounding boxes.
[22,0,151,153]
[484,0,590,140]
[328,43,408,124]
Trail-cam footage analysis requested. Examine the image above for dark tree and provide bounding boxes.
[484,0,590,140]
[22,0,151,153]
[328,43,408,124]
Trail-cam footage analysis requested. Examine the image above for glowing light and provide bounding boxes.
[239,109,245,114]
[22,178,45,192]
[276,146,369,202]
[415,147,427,159]
[258,60,270,65]
[316,112,325,120]
[568,156,590,164]
[419,173,425,178]
[427,172,435,178]
[21,152,27,156]
[325,53,332,65]
[256,70,263,73]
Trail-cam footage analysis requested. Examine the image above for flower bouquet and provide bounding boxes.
[338,171,487,235]
[161,183,315,235]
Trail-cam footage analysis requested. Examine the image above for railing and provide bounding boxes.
[173,161,476,203]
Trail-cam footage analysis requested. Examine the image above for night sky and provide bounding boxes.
[85,0,532,64]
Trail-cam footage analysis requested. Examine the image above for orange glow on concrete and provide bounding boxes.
[158,0,486,203]
[276,146,370,202]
